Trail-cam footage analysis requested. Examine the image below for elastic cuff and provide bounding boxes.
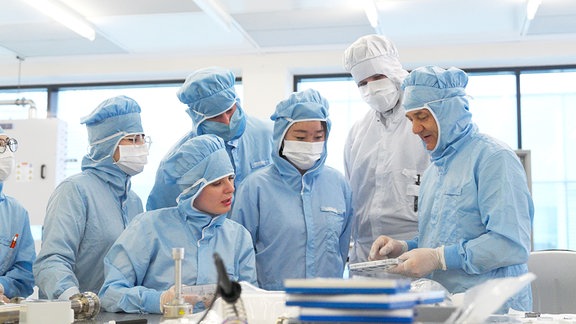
[400,241,408,254]
[59,286,80,301]
[436,246,447,271]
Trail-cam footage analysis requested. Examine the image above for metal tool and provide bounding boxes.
[162,247,192,318]
[70,291,101,320]
[0,291,100,322]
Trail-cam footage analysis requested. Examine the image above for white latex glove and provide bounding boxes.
[368,236,408,260]
[388,246,446,278]
[0,284,8,303]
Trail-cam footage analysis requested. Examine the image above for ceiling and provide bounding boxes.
[1,0,576,68]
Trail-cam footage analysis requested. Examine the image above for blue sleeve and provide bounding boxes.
[33,181,85,299]
[235,227,258,286]
[406,237,419,251]
[0,205,35,298]
[229,179,260,246]
[99,226,162,314]
[444,150,533,273]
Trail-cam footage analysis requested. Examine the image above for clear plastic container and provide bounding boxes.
[181,284,217,312]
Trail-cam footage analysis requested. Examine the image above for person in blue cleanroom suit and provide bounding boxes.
[0,126,35,301]
[230,88,353,291]
[99,134,257,314]
[146,66,273,211]
[369,66,533,312]
[34,96,149,300]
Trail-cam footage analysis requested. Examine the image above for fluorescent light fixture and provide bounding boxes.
[193,0,260,50]
[526,0,542,20]
[363,0,379,28]
[22,0,96,41]
[193,0,233,31]
[521,0,542,36]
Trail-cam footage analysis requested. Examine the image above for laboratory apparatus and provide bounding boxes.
[162,248,192,318]
[0,291,100,323]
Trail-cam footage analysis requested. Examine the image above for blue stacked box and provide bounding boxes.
[284,277,444,323]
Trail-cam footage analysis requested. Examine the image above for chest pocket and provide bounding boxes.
[442,186,462,215]
[320,207,345,254]
[0,236,16,274]
[433,186,465,243]
[250,159,270,170]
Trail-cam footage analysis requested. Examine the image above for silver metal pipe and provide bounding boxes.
[173,247,184,305]
[0,98,37,118]
[162,247,192,318]
[69,291,101,320]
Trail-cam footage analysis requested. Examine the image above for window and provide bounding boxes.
[296,75,369,174]
[57,85,187,201]
[467,73,518,149]
[0,89,48,120]
[296,66,576,251]
[57,83,243,202]
[520,70,576,249]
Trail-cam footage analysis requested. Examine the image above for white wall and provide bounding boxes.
[1,38,575,119]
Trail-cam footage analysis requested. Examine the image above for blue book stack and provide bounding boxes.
[284,277,444,323]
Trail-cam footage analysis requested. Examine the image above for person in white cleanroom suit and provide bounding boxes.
[34,96,148,300]
[230,89,353,290]
[343,35,430,263]
[146,66,273,211]
[99,134,256,314]
[0,126,35,301]
[370,66,533,312]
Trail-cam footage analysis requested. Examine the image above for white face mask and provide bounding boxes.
[282,140,324,171]
[0,151,15,182]
[359,78,400,113]
[115,144,149,176]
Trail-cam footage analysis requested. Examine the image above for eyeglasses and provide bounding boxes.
[0,138,18,153]
[120,134,152,147]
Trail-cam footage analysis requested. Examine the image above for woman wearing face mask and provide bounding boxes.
[230,89,353,291]
[34,96,149,300]
[0,127,35,302]
[99,134,256,314]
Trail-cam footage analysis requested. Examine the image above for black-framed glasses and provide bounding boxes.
[0,138,18,153]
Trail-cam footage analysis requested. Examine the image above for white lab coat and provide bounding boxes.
[344,105,429,263]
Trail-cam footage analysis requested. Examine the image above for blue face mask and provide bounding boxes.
[197,106,246,142]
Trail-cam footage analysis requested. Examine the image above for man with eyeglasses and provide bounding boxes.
[0,126,35,302]
[34,95,150,300]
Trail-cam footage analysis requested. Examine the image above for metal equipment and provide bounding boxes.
[69,292,100,320]
[162,248,192,318]
[0,291,100,323]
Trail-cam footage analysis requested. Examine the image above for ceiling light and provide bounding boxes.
[363,0,380,28]
[526,0,542,20]
[521,0,543,36]
[192,0,260,50]
[22,0,96,41]
[193,0,233,32]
